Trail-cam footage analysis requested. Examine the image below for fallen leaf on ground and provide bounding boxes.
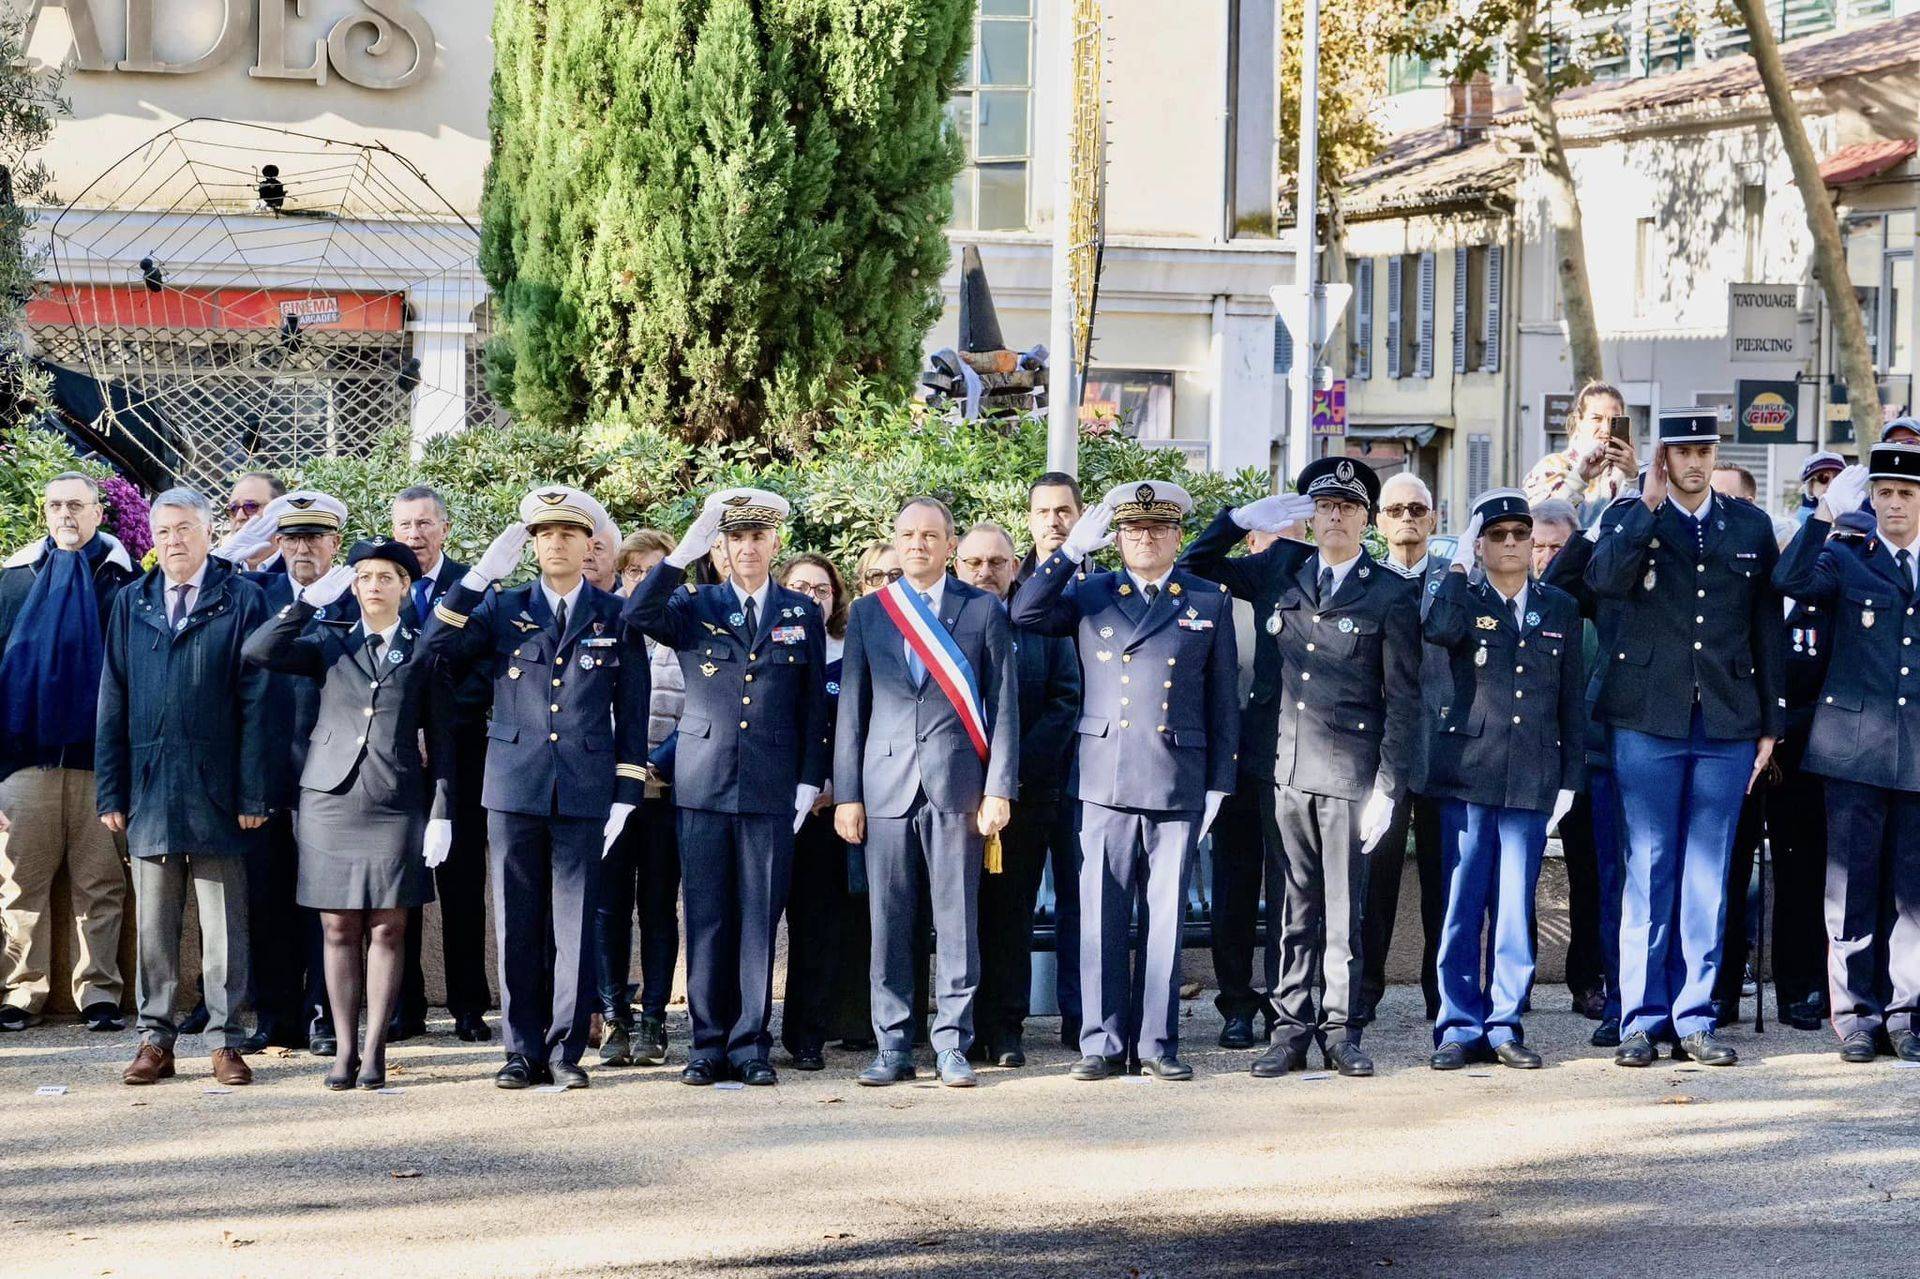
[817,1097,843,1104]
[390,1168,423,1179]
[221,1231,253,1248]
[1178,981,1202,999]
[265,1047,293,1058]
[1660,1095,1698,1105]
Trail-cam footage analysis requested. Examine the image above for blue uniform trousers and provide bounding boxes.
[679,809,793,1066]
[1076,801,1197,1062]
[1823,778,1920,1040]
[1611,705,1755,1040]
[487,811,600,1065]
[1435,801,1549,1048]
[866,795,981,1055]
[1049,798,1081,1035]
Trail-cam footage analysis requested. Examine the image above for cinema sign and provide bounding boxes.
[19,1,436,91]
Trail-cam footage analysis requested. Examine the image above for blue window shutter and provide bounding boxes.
[1385,256,1403,380]
[1417,252,1436,379]
[1483,244,1504,373]
[1273,315,1293,375]
[1353,259,1373,380]
[1453,247,1469,374]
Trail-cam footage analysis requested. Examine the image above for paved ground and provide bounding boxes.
[5,989,1916,1279]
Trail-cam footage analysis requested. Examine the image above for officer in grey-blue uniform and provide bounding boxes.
[622,487,829,1087]
[1011,480,1239,1081]
[1585,409,1784,1068]
[1773,447,1920,1063]
[1422,489,1584,1070]
[422,486,650,1090]
[1184,457,1421,1079]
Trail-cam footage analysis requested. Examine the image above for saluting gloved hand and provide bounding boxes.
[1449,513,1483,574]
[467,522,530,588]
[602,802,636,858]
[1199,790,1228,840]
[666,500,727,570]
[1060,500,1115,563]
[1232,493,1317,535]
[422,819,453,869]
[1823,464,1870,519]
[212,495,290,563]
[1546,789,1576,838]
[299,564,356,609]
[1358,786,1395,854]
[792,784,820,834]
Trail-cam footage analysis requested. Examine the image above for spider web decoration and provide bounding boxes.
[39,118,495,494]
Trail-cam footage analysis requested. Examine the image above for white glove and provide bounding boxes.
[1584,516,1604,544]
[1450,513,1483,572]
[469,523,530,585]
[1825,464,1870,518]
[1546,789,1576,838]
[602,802,636,858]
[299,564,356,609]
[793,783,820,834]
[1232,493,1317,534]
[422,818,452,868]
[1060,500,1115,564]
[1199,790,1228,840]
[666,501,727,570]
[212,495,289,562]
[1358,787,1395,854]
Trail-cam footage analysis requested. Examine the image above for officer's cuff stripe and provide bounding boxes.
[433,603,468,628]
[615,764,648,780]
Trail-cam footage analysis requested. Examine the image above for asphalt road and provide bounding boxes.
[4,990,1914,1279]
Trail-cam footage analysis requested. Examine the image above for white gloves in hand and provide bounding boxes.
[299,564,356,609]
[1825,464,1870,518]
[213,495,289,563]
[667,501,727,570]
[602,802,636,857]
[793,784,820,834]
[1060,501,1115,564]
[1199,790,1228,840]
[422,818,452,868]
[1450,513,1483,572]
[1358,787,1395,854]
[1546,789,1576,838]
[473,523,531,583]
[1232,493,1317,535]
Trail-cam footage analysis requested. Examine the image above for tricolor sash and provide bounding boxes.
[876,579,990,762]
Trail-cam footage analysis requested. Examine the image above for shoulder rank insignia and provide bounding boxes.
[1475,615,1500,630]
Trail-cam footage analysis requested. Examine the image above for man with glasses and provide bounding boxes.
[955,522,1078,1067]
[224,472,287,572]
[0,474,137,1032]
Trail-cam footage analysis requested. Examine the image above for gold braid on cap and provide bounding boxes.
[717,494,783,530]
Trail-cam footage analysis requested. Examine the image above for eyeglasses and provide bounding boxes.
[43,499,97,516]
[958,556,1013,572]
[1483,527,1531,545]
[1380,503,1431,520]
[789,581,834,600]
[226,499,263,518]
[1117,524,1178,542]
[862,568,904,587]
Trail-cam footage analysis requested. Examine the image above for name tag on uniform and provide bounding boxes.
[583,636,618,648]
[1735,551,1759,560]
[772,625,806,645]
[1542,630,1565,640]
[1177,617,1213,631]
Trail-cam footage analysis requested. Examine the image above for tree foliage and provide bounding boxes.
[480,0,972,452]
[1275,0,1401,226]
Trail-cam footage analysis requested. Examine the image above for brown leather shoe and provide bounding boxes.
[122,1042,175,1085]
[210,1047,254,1086]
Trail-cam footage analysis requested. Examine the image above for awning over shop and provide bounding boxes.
[1347,421,1440,448]
[1819,137,1916,187]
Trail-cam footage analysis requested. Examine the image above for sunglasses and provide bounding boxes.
[226,499,263,517]
[862,568,904,587]
[1380,503,1431,519]
[1483,526,1531,545]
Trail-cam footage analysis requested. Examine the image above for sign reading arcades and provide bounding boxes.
[20,0,436,91]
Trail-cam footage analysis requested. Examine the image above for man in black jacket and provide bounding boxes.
[0,472,137,1032]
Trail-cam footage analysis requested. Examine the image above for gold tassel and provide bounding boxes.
[984,830,1003,875]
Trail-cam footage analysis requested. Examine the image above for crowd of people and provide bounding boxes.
[2,380,1917,1090]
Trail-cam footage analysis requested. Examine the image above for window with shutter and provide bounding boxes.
[1483,244,1504,372]
[1468,433,1492,497]
[1385,257,1403,380]
[1353,259,1374,380]
[1417,252,1436,378]
[1453,248,1470,374]
[1273,316,1293,376]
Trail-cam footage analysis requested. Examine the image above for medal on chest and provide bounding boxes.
[1266,609,1282,635]
[1475,645,1487,667]
[1643,567,1656,592]
[1863,608,1876,629]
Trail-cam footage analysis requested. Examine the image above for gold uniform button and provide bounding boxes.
[1511,716,1521,724]
[1163,681,1172,689]
[1306,643,1316,652]
[1157,725,1167,733]
[1161,702,1169,710]
[1514,691,1523,699]
[550,703,560,713]
[548,732,559,742]
[1122,655,1132,664]
[356,735,366,745]
[363,708,373,717]
[1302,671,1312,680]
[513,649,522,658]
[1121,676,1130,685]
[1515,666,1525,674]
[745,673,755,683]
[740,720,749,730]
[555,656,564,666]
[742,696,752,705]
[552,679,562,688]
[1119,719,1130,729]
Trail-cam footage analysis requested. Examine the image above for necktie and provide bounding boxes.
[1318,567,1334,606]
[744,594,759,639]
[1900,549,1913,596]
[1511,596,1524,631]
[1143,582,1159,602]
[552,596,569,638]
[905,592,931,686]
[412,577,432,617]
[366,632,385,673]
[169,583,190,629]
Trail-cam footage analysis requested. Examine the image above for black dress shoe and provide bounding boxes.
[0,1005,34,1031]
[1218,1015,1256,1050]
[81,1002,126,1033]
[177,1002,210,1036]
[994,1044,1026,1068]
[790,1049,826,1072]
[1893,1031,1920,1063]
[1068,1054,1122,1081]
[324,1056,361,1091]
[1250,1041,1308,1079]
[738,1059,778,1086]
[1570,988,1607,1021]
[550,1061,590,1089]
[1678,1030,1738,1066]
[356,1062,386,1091]
[1784,994,1827,1030]
[1325,1041,1374,1077]
[309,1026,338,1057]
[1144,1055,1192,1081]
[681,1058,721,1086]
[495,1055,537,1089]
[237,1027,271,1055]
[1590,1017,1621,1048]
[387,1015,428,1043]
[453,1012,492,1043]
[1494,1040,1543,1070]
[1614,1032,1656,1067]
[1430,1042,1470,1071]
[1839,1032,1878,1063]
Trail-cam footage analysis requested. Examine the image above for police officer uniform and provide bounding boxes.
[1585,410,1785,1066]
[622,488,829,1086]
[1184,457,1421,1078]
[423,486,650,1088]
[1011,481,1239,1079]
[1794,452,1844,529]
[1422,490,1584,1069]
[1773,444,1920,1062]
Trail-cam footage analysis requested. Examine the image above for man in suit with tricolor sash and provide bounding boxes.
[834,496,1020,1087]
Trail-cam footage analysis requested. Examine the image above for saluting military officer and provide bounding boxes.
[622,487,829,1087]
[1585,410,1784,1068]
[422,485,650,1090]
[1184,457,1421,1079]
[1011,480,1238,1081]
[1421,490,1584,1070]
[1774,450,1920,1063]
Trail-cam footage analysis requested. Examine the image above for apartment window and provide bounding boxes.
[1633,217,1657,315]
[1350,259,1374,380]
[1416,251,1436,378]
[1851,212,1915,376]
[1384,253,1434,380]
[1082,369,1175,439]
[1467,433,1493,498]
[1483,244,1505,373]
[1453,247,1488,374]
[949,1,1032,232]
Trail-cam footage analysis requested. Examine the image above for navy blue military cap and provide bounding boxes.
[1800,451,1845,482]
[1867,442,1920,483]
[1296,455,1381,511]
[1656,409,1722,445]
[1470,487,1531,530]
[1883,416,1920,445]
[347,537,422,581]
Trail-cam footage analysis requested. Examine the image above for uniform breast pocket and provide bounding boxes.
[1321,616,1378,658]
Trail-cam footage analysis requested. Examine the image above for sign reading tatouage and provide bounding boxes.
[20,0,436,91]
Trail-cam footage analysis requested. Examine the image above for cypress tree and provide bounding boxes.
[481,0,973,448]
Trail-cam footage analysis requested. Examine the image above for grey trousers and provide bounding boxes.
[866,795,981,1055]
[131,855,250,1050]
[1269,786,1368,1053]
[1077,801,1197,1062]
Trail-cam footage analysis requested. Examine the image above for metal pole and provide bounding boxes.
[1284,0,1321,479]
[1045,0,1080,476]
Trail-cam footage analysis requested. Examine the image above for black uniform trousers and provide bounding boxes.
[1269,786,1369,1052]
[1713,789,1768,1018]
[1210,783,1278,1023]
[487,810,600,1066]
[400,734,493,1021]
[1048,798,1081,1038]
[680,809,793,1067]
[1824,778,1920,1040]
[595,795,680,1023]
[1559,792,1605,1006]
[1769,759,1830,1011]
[246,812,323,1033]
[1358,792,1443,1023]
[782,810,849,1056]
[974,798,1056,1051]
